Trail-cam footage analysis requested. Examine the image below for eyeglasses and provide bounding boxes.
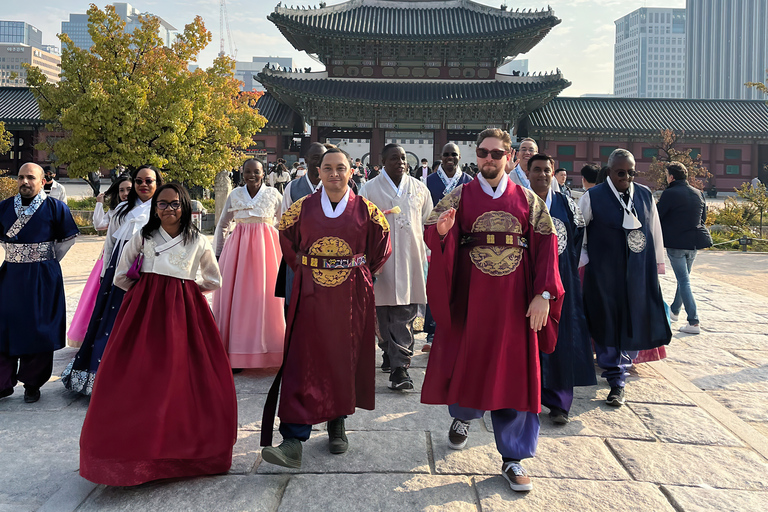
[134,178,156,185]
[476,148,507,160]
[157,201,181,211]
[442,152,459,157]
[615,170,638,178]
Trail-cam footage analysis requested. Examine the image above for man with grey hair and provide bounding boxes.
[0,163,78,403]
[579,149,671,407]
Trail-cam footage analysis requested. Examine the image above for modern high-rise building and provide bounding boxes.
[62,2,177,51]
[686,0,768,100]
[0,21,43,49]
[0,43,61,86]
[614,8,686,98]
[235,57,293,92]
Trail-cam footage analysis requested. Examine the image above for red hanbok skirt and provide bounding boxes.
[79,273,237,486]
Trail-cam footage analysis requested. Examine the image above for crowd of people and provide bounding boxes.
[0,127,715,493]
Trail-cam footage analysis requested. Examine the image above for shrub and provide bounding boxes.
[67,196,100,210]
[0,176,16,200]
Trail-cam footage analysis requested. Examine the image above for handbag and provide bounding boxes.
[126,240,145,280]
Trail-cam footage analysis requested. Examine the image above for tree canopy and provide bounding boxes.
[25,4,266,186]
[0,122,11,156]
[642,129,711,190]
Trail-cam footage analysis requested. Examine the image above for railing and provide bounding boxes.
[712,235,768,252]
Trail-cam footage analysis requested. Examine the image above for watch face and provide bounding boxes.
[542,291,551,300]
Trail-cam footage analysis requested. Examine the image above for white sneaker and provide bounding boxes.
[679,324,701,334]
[669,311,679,322]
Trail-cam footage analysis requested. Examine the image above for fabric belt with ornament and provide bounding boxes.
[297,252,367,269]
[460,232,529,249]
[1,241,56,263]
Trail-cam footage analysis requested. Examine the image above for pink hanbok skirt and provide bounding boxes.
[634,347,667,364]
[213,221,285,368]
[67,257,103,347]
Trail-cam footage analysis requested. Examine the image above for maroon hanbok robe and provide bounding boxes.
[261,190,391,445]
[421,177,564,414]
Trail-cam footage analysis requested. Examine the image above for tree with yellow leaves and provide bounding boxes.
[25,4,266,187]
[642,129,711,190]
[0,122,11,156]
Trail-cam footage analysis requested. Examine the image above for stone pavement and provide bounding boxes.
[1,237,767,511]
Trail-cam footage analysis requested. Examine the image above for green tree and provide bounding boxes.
[0,121,11,156]
[25,4,266,186]
[736,182,768,238]
[642,129,711,190]
[745,69,767,95]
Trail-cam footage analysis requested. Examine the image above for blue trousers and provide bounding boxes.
[541,387,574,414]
[448,403,539,461]
[594,345,638,388]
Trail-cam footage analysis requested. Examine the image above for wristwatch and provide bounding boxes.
[540,291,552,300]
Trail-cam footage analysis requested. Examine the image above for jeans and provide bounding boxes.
[667,248,698,325]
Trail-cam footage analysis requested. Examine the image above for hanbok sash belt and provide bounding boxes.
[235,217,271,224]
[1,241,55,263]
[460,232,529,249]
[296,252,367,269]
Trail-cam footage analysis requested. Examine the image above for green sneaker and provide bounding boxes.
[328,417,348,454]
[261,438,302,468]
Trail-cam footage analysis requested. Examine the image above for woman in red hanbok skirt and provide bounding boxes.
[79,184,236,486]
[66,177,132,347]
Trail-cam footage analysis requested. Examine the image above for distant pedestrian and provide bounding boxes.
[752,176,762,188]
[580,163,600,190]
[79,183,236,486]
[43,166,67,203]
[554,168,572,198]
[0,163,78,403]
[657,162,713,335]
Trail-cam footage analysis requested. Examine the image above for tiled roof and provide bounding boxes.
[526,97,768,138]
[258,71,570,105]
[269,0,559,41]
[0,87,42,125]
[255,92,298,130]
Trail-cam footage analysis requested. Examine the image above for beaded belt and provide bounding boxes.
[297,252,367,269]
[460,232,528,249]
[235,217,272,224]
[1,241,56,263]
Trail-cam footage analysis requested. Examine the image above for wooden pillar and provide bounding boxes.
[310,124,320,144]
[370,128,385,167]
[433,129,448,163]
[586,136,594,163]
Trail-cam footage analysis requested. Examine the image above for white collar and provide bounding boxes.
[382,170,406,197]
[476,173,509,199]
[242,184,264,201]
[321,187,350,219]
[305,173,322,194]
[606,177,641,229]
[545,187,553,210]
[513,164,531,189]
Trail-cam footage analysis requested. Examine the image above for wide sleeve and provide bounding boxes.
[280,181,294,214]
[362,198,392,274]
[273,190,284,225]
[647,197,665,274]
[92,203,109,231]
[421,184,434,225]
[53,202,80,261]
[101,204,126,275]
[278,197,305,272]
[577,191,592,268]
[213,193,235,258]
[113,231,143,291]
[196,238,222,293]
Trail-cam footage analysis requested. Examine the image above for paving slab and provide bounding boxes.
[662,485,768,512]
[579,378,696,406]
[681,333,768,351]
[231,429,262,475]
[629,403,744,446]
[730,349,768,367]
[233,368,280,395]
[77,475,288,512]
[702,322,768,334]
[433,433,629,481]
[0,410,85,453]
[258,430,430,474]
[278,474,476,512]
[0,452,79,506]
[346,389,454,433]
[475,477,675,511]
[0,383,85,412]
[708,391,768,422]
[748,421,768,438]
[692,309,768,324]
[607,439,768,490]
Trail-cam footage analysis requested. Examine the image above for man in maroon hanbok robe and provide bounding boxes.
[261,153,391,467]
[422,128,563,492]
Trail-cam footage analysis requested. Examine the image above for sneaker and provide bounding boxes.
[388,367,414,390]
[502,461,532,492]
[327,417,348,454]
[380,353,391,373]
[679,323,701,334]
[548,408,570,425]
[606,386,625,407]
[448,418,470,450]
[261,438,303,468]
[23,386,40,403]
[669,311,679,322]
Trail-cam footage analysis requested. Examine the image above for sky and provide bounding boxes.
[6,0,687,96]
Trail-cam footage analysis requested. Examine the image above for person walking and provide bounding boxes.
[657,162,713,334]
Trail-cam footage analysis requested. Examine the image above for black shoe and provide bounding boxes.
[261,438,302,468]
[0,388,13,399]
[327,417,348,454]
[448,418,470,450]
[232,368,244,375]
[548,408,570,425]
[380,353,391,373]
[606,386,625,407]
[23,387,40,403]
[388,367,413,390]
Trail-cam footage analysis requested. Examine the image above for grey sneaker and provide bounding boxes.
[388,367,414,390]
[502,461,532,492]
[448,418,470,450]
[669,311,679,322]
[606,386,625,407]
[261,438,302,468]
[548,408,570,425]
[327,417,348,454]
[679,323,701,334]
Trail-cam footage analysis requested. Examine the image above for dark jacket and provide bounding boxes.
[657,179,713,250]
